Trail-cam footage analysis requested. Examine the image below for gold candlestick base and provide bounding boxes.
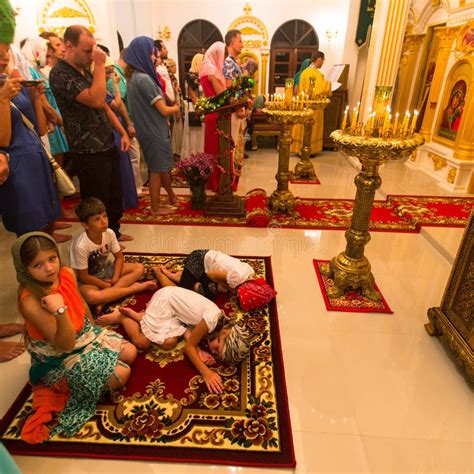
[294,97,331,180]
[326,129,425,300]
[262,107,314,214]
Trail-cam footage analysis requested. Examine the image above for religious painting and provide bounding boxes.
[437,79,466,142]
[457,22,474,54]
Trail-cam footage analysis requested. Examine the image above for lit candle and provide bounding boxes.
[410,109,419,134]
[382,105,391,133]
[285,78,294,106]
[402,111,410,135]
[341,105,349,129]
[350,107,358,130]
[393,112,399,136]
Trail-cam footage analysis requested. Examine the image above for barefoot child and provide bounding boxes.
[12,232,137,439]
[157,249,255,299]
[98,286,251,394]
[70,198,156,306]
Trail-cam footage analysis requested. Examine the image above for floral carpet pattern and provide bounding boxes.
[313,259,393,314]
[0,254,295,468]
[61,194,473,233]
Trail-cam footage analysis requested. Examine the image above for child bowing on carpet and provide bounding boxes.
[97,285,251,394]
[156,249,255,300]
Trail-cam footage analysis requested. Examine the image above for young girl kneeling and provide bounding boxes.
[97,286,251,394]
[12,232,137,439]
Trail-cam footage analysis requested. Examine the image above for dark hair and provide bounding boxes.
[97,44,110,55]
[39,31,59,41]
[75,197,106,223]
[154,39,164,51]
[225,29,241,47]
[311,51,325,61]
[20,235,59,299]
[19,38,27,49]
[63,25,93,47]
[119,47,127,60]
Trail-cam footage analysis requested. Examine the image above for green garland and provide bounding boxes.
[195,76,255,114]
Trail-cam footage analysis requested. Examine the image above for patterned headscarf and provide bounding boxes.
[123,36,159,86]
[221,322,251,365]
[199,41,226,89]
[11,232,59,285]
[0,0,15,44]
[294,58,311,87]
[21,37,49,69]
[9,43,32,79]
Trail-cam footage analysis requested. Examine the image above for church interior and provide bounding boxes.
[0,0,473,472]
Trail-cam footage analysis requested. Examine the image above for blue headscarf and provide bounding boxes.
[294,58,312,87]
[123,36,159,85]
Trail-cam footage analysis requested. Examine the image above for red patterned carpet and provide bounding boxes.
[313,260,393,314]
[0,254,295,468]
[61,194,474,232]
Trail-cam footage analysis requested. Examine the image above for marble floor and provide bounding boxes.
[0,149,472,474]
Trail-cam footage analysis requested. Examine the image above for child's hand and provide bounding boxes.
[41,294,65,314]
[198,349,216,366]
[204,370,224,393]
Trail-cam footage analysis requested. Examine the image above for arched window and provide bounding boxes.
[177,20,223,91]
[269,20,319,92]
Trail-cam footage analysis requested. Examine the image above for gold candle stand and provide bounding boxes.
[322,129,425,300]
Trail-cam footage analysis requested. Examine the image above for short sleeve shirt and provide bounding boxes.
[49,59,114,154]
[223,55,242,82]
[69,228,120,275]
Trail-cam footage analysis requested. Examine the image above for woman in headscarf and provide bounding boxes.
[186,52,204,104]
[199,41,226,191]
[124,36,180,215]
[21,37,69,165]
[293,58,311,95]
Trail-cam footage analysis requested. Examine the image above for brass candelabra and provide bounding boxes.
[293,96,331,180]
[322,107,425,300]
[262,80,314,214]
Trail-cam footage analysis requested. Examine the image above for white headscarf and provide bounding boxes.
[199,41,226,89]
[21,37,49,69]
[9,44,32,79]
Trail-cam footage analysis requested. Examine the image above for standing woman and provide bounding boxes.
[165,58,185,160]
[199,41,226,192]
[0,45,63,240]
[124,37,179,215]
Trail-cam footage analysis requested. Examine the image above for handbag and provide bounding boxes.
[13,103,76,196]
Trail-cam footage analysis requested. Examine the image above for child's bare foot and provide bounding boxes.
[0,341,25,362]
[134,280,157,292]
[52,232,72,243]
[119,306,143,321]
[149,207,174,215]
[160,266,179,282]
[118,234,134,242]
[0,323,25,338]
[96,309,123,326]
[54,222,72,230]
[152,266,164,279]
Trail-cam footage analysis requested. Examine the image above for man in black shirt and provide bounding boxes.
[50,25,132,240]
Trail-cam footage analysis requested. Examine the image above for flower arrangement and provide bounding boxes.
[195,76,255,114]
[176,152,218,183]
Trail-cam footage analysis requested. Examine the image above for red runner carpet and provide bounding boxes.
[0,254,295,468]
[61,194,474,232]
[313,259,393,314]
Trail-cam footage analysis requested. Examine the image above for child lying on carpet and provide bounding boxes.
[156,249,255,299]
[70,198,157,307]
[12,232,137,441]
[97,285,251,394]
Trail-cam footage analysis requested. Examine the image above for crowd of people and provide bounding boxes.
[0,1,292,450]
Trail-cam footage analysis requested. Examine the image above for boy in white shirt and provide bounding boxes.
[70,198,156,306]
[97,285,251,394]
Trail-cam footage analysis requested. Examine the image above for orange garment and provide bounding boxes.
[21,379,70,444]
[20,267,86,340]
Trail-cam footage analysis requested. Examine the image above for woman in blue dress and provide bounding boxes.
[0,46,61,238]
[124,37,179,215]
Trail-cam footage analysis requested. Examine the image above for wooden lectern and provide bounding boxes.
[323,64,349,150]
[205,100,247,217]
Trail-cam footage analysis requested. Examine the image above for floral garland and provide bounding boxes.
[195,76,255,114]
